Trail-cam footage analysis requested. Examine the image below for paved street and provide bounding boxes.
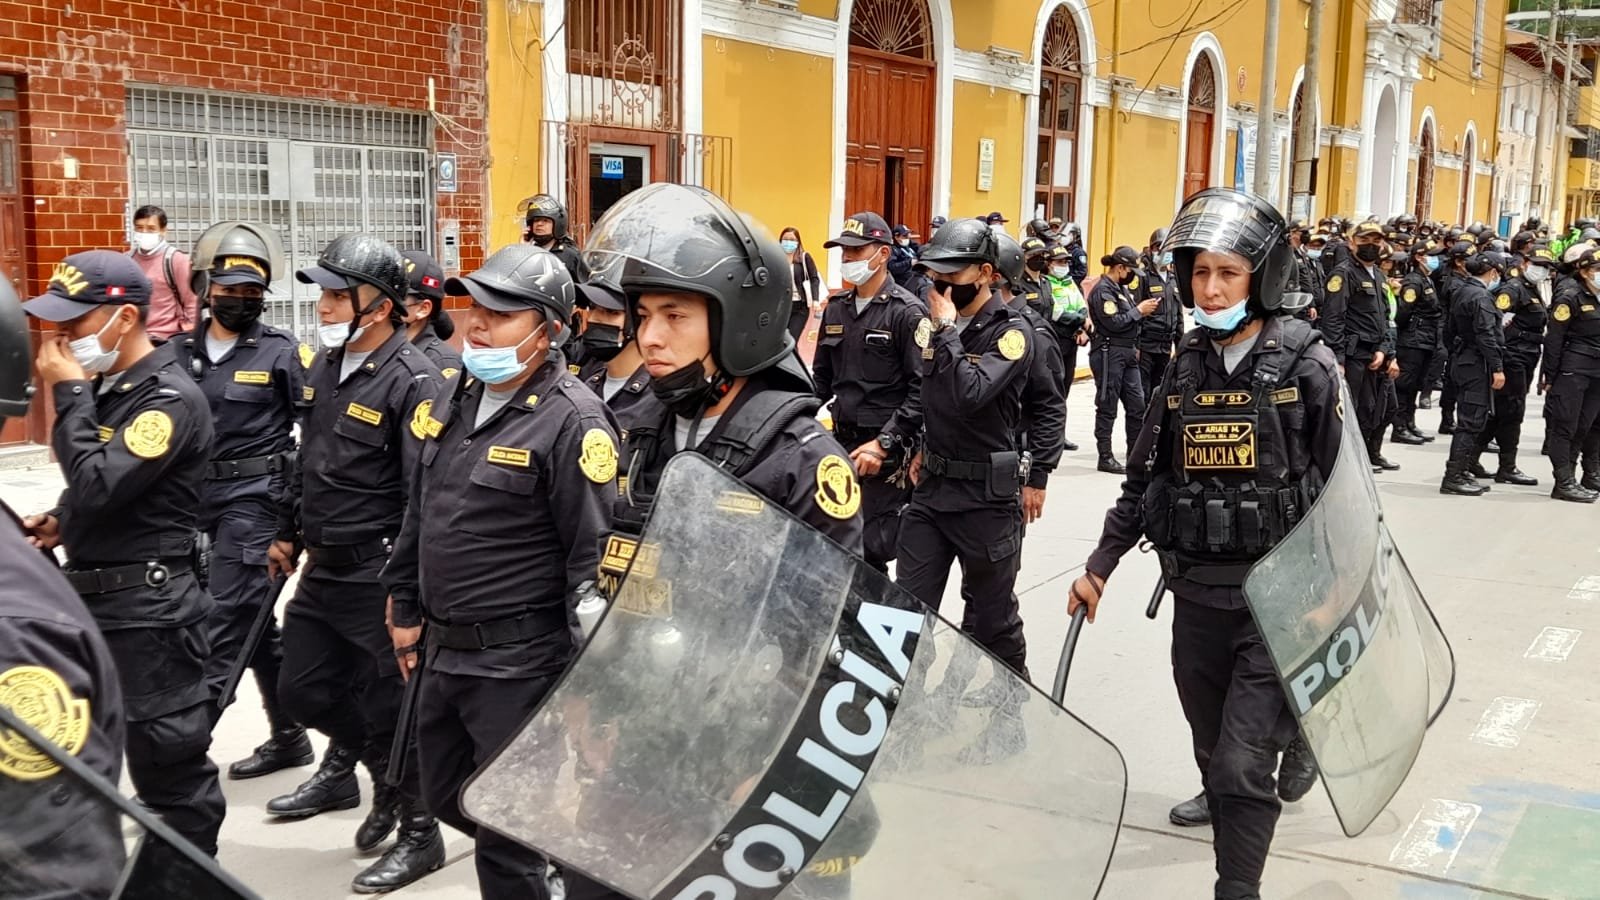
[8,383,1597,899]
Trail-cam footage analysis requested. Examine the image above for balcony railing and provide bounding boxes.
[1396,0,1435,25]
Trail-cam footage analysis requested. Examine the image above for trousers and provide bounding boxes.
[1090,344,1145,455]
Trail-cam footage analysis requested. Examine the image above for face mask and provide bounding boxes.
[1160,252,1174,267]
[462,324,544,385]
[1192,297,1252,338]
[1355,243,1383,263]
[839,257,879,287]
[1485,277,1501,292]
[1307,248,1323,260]
[580,323,626,362]
[1049,266,1071,279]
[1588,272,1600,292]
[1116,271,1136,286]
[318,321,366,349]
[896,238,911,247]
[70,313,125,374]
[780,240,799,254]
[131,232,163,254]
[650,356,727,418]
[1527,266,1551,284]
[1424,256,1441,272]
[211,297,264,333]
[1026,257,1048,273]
[933,279,982,307]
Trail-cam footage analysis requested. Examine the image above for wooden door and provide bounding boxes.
[1184,110,1213,200]
[0,77,29,446]
[846,47,933,232]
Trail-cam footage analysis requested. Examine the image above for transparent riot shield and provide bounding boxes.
[463,453,1127,899]
[0,703,260,899]
[1242,384,1455,837]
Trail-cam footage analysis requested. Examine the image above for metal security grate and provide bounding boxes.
[127,87,432,343]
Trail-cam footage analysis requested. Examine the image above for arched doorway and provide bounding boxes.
[1370,86,1399,219]
[1289,80,1312,217]
[1035,6,1084,222]
[1182,56,1218,200]
[1415,119,1436,220]
[1460,130,1476,223]
[846,0,934,231]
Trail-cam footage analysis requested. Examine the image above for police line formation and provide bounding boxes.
[16,182,1547,900]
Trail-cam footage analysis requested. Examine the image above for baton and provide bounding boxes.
[1145,575,1168,620]
[216,574,290,711]
[1051,604,1089,705]
[386,622,428,787]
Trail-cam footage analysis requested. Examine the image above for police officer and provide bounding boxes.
[1439,253,1508,496]
[575,279,652,417]
[1044,244,1089,403]
[521,193,588,281]
[992,232,1067,519]
[0,274,128,894]
[1137,228,1184,398]
[21,250,226,854]
[1391,241,1445,445]
[889,223,921,289]
[169,223,312,780]
[1541,246,1600,502]
[380,245,615,899]
[1087,245,1159,473]
[1061,222,1090,285]
[268,234,444,891]
[813,211,927,570]
[1475,246,1546,486]
[1319,222,1393,467]
[400,250,462,379]
[1433,240,1475,429]
[1069,189,1344,900]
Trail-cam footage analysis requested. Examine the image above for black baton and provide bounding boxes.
[216,574,291,711]
[1051,604,1090,705]
[1145,575,1168,620]
[386,623,427,787]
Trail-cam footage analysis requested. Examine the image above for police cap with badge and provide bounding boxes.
[24,251,152,322]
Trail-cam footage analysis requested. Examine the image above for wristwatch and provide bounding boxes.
[876,433,896,452]
[933,316,957,332]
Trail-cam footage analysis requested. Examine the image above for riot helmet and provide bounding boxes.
[0,278,33,420]
[1149,227,1170,252]
[1395,213,1418,231]
[190,221,284,299]
[1026,217,1060,243]
[991,232,1027,294]
[1511,230,1538,255]
[915,218,998,275]
[445,245,575,348]
[1162,187,1295,315]
[520,193,569,245]
[1576,217,1598,231]
[296,233,408,342]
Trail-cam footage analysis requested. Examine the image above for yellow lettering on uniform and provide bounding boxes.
[841,218,866,236]
[487,446,531,468]
[233,370,271,385]
[48,263,89,296]
[345,403,383,426]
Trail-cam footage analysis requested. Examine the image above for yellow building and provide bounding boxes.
[483,0,1510,275]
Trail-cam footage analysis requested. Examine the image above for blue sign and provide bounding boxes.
[437,153,458,193]
[601,156,625,180]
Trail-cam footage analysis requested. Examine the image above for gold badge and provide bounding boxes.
[579,428,618,484]
[1182,422,1257,471]
[409,400,435,440]
[1102,300,1118,315]
[568,364,581,375]
[1326,275,1343,293]
[487,446,531,467]
[0,666,90,781]
[441,367,459,380]
[95,425,113,443]
[123,410,173,460]
[1403,288,1417,303]
[599,534,639,576]
[345,403,383,426]
[298,344,315,368]
[303,386,315,402]
[1127,276,1140,291]
[1496,293,1512,311]
[914,317,932,349]
[997,328,1026,361]
[1555,303,1573,323]
[814,455,861,520]
[825,325,845,335]
[233,370,270,385]
[1166,395,1180,410]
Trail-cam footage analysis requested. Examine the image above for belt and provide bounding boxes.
[428,608,568,650]
[207,451,293,481]
[65,560,193,595]
[921,451,989,481]
[1098,339,1137,350]
[305,536,393,568]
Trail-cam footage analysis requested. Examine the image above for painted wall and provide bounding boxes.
[485,0,544,252]
[947,81,1027,222]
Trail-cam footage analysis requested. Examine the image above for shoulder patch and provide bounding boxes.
[1127,275,1140,290]
[814,455,861,520]
[914,317,932,349]
[441,367,459,380]
[1555,303,1572,323]
[1102,299,1118,315]
[409,399,437,440]
[997,328,1026,361]
[1326,274,1343,293]
[1496,293,1513,311]
[123,410,174,460]
[1403,288,1417,303]
[0,665,90,781]
[579,428,618,484]
[298,344,315,368]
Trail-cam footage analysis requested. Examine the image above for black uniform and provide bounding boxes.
[1065,241,1089,286]
[1436,267,1467,424]
[0,501,128,895]
[382,359,616,899]
[276,328,440,788]
[545,238,589,283]
[1393,268,1443,432]
[1086,274,1146,457]
[1481,275,1545,470]
[812,280,927,567]
[889,240,920,289]
[1136,263,1184,397]
[1319,257,1392,455]
[1444,278,1505,477]
[895,295,1031,677]
[172,322,306,730]
[1541,278,1600,480]
[412,321,462,379]
[49,343,226,854]
[1087,317,1343,898]
[578,357,652,419]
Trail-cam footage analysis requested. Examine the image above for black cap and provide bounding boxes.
[1100,245,1140,268]
[210,254,271,288]
[823,212,893,248]
[1021,236,1049,256]
[401,250,446,303]
[930,216,948,228]
[24,251,152,322]
[1353,221,1386,238]
[576,278,627,312]
[444,244,576,342]
[892,224,911,237]
[986,211,1008,224]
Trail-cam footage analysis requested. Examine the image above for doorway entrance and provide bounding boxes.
[588,142,651,228]
[846,0,934,232]
[0,75,34,446]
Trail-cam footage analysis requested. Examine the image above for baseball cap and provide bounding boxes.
[1100,246,1140,268]
[986,211,1008,225]
[823,212,893,249]
[1353,221,1385,238]
[210,254,271,288]
[892,224,912,237]
[401,250,445,302]
[24,251,152,322]
[1021,236,1049,256]
[576,278,628,312]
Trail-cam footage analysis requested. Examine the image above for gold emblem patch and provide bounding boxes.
[814,455,861,520]
[1167,394,1180,409]
[0,666,90,781]
[1555,304,1573,323]
[997,329,1026,361]
[579,428,618,484]
[1496,293,1512,311]
[487,446,531,468]
[1270,387,1301,405]
[96,425,113,443]
[599,534,638,577]
[123,410,173,460]
[233,370,270,385]
[1193,391,1253,407]
[1182,422,1257,471]
[1102,299,1118,315]
[1127,276,1140,291]
[441,367,460,380]
[303,386,316,402]
[1326,275,1343,293]
[1403,288,1417,304]
[914,317,932,349]
[409,400,435,440]
[825,325,845,335]
[346,403,383,426]
[298,344,315,368]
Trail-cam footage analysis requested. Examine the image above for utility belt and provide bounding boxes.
[206,450,294,481]
[427,607,568,650]
[65,559,194,595]
[1144,480,1304,559]
[1096,338,1138,350]
[921,450,1024,499]
[305,536,393,568]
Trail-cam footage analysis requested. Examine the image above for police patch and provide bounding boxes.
[1182,422,1257,471]
[1193,391,1253,407]
[1403,288,1417,303]
[1127,276,1140,291]
[997,328,1026,361]
[1326,275,1342,293]
[123,410,173,460]
[298,344,315,368]
[487,446,531,468]
[814,455,861,520]
[579,428,618,484]
[568,364,581,375]
[409,400,436,440]
[441,367,460,380]
[914,317,932,349]
[0,665,90,781]
[1496,293,1512,311]
[1102,300,1118,315]
[1555,303,1573,323]
[303,386,315,402]
[233,370,270,385]
[345,403,383,426]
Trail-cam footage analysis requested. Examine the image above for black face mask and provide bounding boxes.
[580,323,626,362]
[1355,243,1383,263]
[211,297,264,333]
[933,279,982,306]
[1116,271,1136,286]
[650,357,729,419]
[1025,257,1049,273]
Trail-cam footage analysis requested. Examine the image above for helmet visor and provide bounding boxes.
[583,184,770,285]
[1163,191,1285,272]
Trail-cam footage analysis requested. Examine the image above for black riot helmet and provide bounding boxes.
[1511,230,1538,255]
[991,232,1027,294]
[296,233,408,335]
[914,218,998,275]
[0,278,34,420]
[1025,217,1060,242]
[1162,188,1296,313]
[583,183,806,389]
[190,221,284,299]
[1576,217,1598,231]
[520,193,569,244]
[445,245,575,348]
[1465,251,1507,277]
[1395,213,1418,231]
[1148,227,1170,252]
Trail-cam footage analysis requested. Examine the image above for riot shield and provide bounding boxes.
[0,703,260,899]
[463,453,1127,899]
[1242,384,1455,837]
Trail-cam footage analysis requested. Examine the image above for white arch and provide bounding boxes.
[830,0,953,284]
[1370,85,1401,219]
[1021,0,1098,226]
[1175,33,1229,209]
[1461,119,1480,222]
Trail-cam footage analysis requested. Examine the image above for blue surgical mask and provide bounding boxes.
[1192,298,1251,335]
[780,239,799,254]
[1425,256,1441,272]
[1486,277,1501,292]
[1306,249,1323,260]
[462,324,544,385]
[1159,252,1173,267]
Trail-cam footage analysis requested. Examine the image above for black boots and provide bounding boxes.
[1097,453,1125,474]
[1467,459,1493,480]
[1583,460,1600,492]
[1062,438,1079,452]
[1391,426,1427,445]
[1496,468,1539,486]
[355,775,402,853]
[1169,792,1210,826]
[229,670,314,779]
[1441,463,1489,496]
[267,741,361,818]
[1277,736,1319,802]
[1552,467,1599,503]
[350,805,445,893]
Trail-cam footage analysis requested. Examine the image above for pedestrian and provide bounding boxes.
[1439,252,1508,496]
[780,226,822,342]
[889,223,921,290]
[170,223,314,780]
[381,244,615,900]
[1086,245,1158,473]
[21,249,226,855]
[268,234,445,891]
[1318,221,1393,468]
[574,278,651,417]
[1019,237,1081,451]
[129,204,200,343]
[1391,240,1445,445]
[1137,228,1184,399]
[1475,244,1547,487]
[1069,189,1343,900]
[400,250,462,379]
[1540,246,1600,502]
[521,194,588,282]
[813,211,926,570]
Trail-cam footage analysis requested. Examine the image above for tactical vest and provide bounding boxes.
[1142,320,1323,586]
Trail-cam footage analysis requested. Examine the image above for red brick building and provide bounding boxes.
[0,0,487,444]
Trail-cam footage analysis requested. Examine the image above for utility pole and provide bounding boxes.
[1531,0,1559,219]
[1253,0,1281,198]
[1291,0,1323,221]
[1554,15,1576,230]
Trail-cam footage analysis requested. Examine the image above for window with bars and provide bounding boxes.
[126,87,433,343]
